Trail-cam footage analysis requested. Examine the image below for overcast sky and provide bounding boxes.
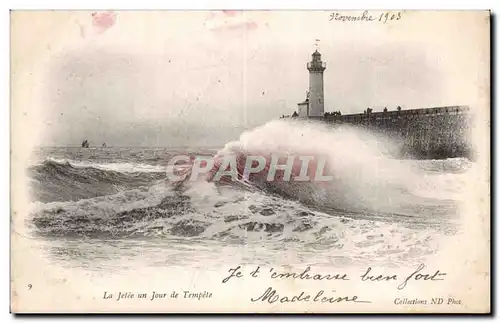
[12,11,489,148]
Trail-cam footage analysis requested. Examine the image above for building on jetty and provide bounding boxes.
[284,49,474,160]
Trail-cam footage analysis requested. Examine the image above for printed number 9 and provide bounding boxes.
[27,284,32,290]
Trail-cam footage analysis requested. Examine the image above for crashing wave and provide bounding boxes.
[171,119,465,214]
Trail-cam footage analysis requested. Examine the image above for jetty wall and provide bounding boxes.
[319,106,473,160]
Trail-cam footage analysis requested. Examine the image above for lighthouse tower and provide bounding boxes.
[307,50,326,117]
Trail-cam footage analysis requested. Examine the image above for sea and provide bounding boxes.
[22,119,473,273]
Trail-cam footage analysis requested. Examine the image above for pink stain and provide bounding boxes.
[91,11,116,33]
[222,10,240,17]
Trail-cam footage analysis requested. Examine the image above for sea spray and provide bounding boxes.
[176,118,430,214]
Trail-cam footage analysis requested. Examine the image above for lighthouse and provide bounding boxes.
[307,50,326,117]
[297,50,327,118]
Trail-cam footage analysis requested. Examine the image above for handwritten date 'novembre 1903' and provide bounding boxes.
[329,11,403,24]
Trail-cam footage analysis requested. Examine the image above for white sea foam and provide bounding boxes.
[45,157,166,173]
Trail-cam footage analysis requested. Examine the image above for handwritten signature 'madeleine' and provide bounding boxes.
[251,287,371,304]
[329,11,403,24]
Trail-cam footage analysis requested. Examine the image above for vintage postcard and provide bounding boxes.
[10,10,490,313]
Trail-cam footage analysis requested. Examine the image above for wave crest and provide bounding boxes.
[28,159,166,203]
